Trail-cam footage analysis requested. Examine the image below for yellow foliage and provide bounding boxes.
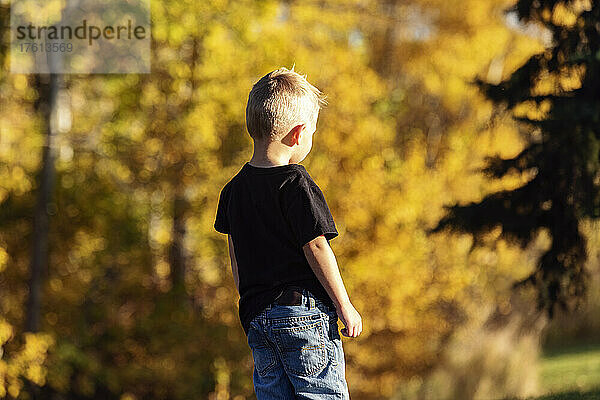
[0,318,55,398]
[0,247,7,273]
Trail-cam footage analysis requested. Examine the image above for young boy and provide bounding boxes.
[214,66,362,399]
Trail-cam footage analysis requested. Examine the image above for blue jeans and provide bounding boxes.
[246,288,350,399]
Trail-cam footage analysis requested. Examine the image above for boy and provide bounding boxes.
[214,66,362,399]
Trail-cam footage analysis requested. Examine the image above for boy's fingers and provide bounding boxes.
[341,324,365,338]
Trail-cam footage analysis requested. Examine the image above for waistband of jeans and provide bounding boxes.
[252,289,335,326]
[254,287,316,313]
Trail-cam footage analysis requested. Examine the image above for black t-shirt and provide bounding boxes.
[214,162,338,336]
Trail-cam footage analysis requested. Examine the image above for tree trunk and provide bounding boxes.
[26,73,61,333]
[168,183,188,293]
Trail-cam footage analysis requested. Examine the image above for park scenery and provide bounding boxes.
[1,0,599,399]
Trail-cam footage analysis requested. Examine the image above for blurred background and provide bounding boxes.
[1,0,599,399]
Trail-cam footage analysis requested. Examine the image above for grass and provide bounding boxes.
[506,343,600,400]
[519,389,600,400]
[540,343,600,394]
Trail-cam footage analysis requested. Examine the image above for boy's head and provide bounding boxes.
[246,66,327,162]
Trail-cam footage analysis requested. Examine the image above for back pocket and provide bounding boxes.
[273,319,328,377]
[247,324,277,377]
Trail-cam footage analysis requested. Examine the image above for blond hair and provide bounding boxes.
[246,65,327,141]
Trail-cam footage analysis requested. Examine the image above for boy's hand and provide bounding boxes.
[336,302,362,338]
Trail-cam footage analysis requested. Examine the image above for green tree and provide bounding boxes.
[429,0,599,317]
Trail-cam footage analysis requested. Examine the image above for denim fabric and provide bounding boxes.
[246,288,350,399]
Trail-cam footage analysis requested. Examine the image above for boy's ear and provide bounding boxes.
[289,123,305,145]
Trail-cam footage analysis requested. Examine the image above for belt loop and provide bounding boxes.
[302,289,309,310]
[308,294,315,310]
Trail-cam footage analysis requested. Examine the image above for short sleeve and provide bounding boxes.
[283,174,338,248]
[214,184,231,234]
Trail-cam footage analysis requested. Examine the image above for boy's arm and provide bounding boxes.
[302,235,362,338]
[227,234,240,293]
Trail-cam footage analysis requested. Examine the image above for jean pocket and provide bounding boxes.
[247,323,277,377]
[273,319,328,377]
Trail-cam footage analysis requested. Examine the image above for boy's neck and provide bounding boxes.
[249,142,293,167]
